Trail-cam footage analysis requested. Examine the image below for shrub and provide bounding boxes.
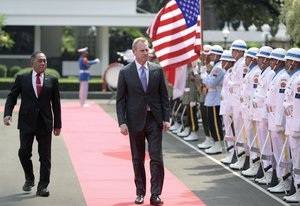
[15,67,61,78]
[0,64,7,77]
[8,65,22,77]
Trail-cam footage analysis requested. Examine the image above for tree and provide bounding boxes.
[0,15,14,48]
[281,0,300,46]
[210,0,283,31]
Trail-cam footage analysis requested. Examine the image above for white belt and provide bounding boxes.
[184,88,190,92]
[79,70,90,74]
[208,86,222,92]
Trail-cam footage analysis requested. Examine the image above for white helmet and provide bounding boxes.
[245,47,259,59]
[210,45,223,55]
[285,48,300,62]
[230,40,247,51]
[257,46,273,58]
[220,50,235,62]
[269,48,287,61]
[203,44,212,55]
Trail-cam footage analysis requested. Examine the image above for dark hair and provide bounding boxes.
[31,51,45,61]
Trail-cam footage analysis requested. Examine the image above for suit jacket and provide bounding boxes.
[4,71,62,133]
[116,61,169,132]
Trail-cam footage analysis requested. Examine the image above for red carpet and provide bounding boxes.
[2,102,205,206]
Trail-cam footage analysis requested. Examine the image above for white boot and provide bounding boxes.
[205,141,222,154]
[183,132,198,141]
[173,124,183,134]
[197,136,213,149]
[241,161,260,177]
[170,122,180,131]
[177,127,190,137]
[229,155,246,170]
[268,178,291,193]
[285,188,300,203]
[256,168,272,185]
[220,152,234,164]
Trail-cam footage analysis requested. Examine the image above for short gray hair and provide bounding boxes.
[132,37,149,50]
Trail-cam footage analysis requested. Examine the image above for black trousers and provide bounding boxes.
[19,114,52,189]
[187,104,199,132]
[129,112,164,196]
[199,102,210,137]
[207,106,224,142]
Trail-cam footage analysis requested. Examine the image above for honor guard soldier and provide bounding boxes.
[252,46,274,184]
[200,45,224,154]
[283,48,300,203]
[239,47,261,177]
[218,50,236,164]
[265,48,291,193]
[228,40,248,170]
[77,47,100,107]
[182,62,200,141]
[197,45,214,149]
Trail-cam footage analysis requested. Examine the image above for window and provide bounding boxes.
[0,26,34,55]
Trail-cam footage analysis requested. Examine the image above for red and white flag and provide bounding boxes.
[147,0,202,86]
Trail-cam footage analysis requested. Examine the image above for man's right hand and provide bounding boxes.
[3,116,12,126]
[120,124,128,136]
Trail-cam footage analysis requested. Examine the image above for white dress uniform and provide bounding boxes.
[228,57,246,154]
[252,66,275,168]
[219,50,236,164]
[284,70,300,202]
[265,67,291,181]
[240,63,261,161]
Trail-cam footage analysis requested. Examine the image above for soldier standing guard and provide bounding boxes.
[197,45,213,149]
[239,47,261,176]
[283,48,300,203]
[200,45,224,154]
[182,62,200,141]
[265,48,291,193]
[218,50,236,164]
[228,40,248,170]
[77,47,100,107]
[252,46,274,184]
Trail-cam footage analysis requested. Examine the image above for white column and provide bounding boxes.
[34,26,41,51]
[97,26,109,76]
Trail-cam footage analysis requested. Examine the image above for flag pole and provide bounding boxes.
[200,0,204,62]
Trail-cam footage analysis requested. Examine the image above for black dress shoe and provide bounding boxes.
[23,181,35,192]
[135,195,144,204]
[150,195,163,205]
[36,188,50,197]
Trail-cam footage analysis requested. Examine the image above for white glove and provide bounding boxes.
[190,101,196,107]
[192,66,199,76]
[95,58,100,63]
[200,66,207,74]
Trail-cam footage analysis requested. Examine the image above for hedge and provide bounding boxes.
[16,67,61,78]
[0,64,8,78]
[8,66,22,77]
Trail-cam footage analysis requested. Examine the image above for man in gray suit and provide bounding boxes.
[116,37,170,205]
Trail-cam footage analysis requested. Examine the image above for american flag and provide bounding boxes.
[147,0,202,70]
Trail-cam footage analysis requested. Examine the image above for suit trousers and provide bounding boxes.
[129,112,164,196]
[19,114,52,189]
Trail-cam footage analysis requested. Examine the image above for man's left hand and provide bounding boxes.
[163,121,170,132]
[53,128,61,136]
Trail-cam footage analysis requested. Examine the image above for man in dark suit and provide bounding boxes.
[3,51,62,197]
[116,37,170,205]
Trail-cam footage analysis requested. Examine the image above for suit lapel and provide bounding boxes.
[27,70,38,99]
[147,63,155,93]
